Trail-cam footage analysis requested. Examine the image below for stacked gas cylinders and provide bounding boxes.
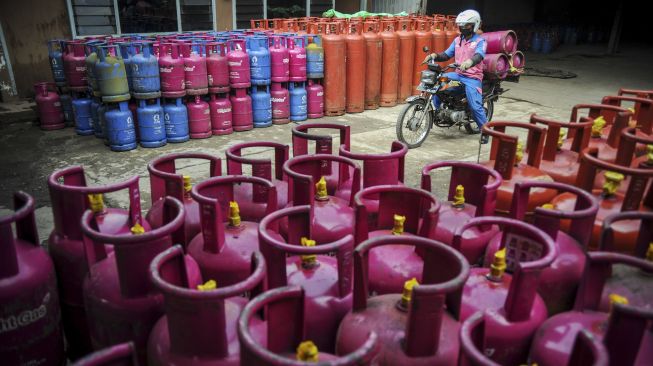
[480,30,525,80]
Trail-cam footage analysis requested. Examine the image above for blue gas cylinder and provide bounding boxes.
[131,42,161,99]
[118,42,134,91]
[72,93,93,135]
[137,98,167,147]
[59,91,74,125]
[47,40,66,86]
[105,101,137,151]
[91,97,101,137]
[248,36,271,86]
[306,34,324,79]
[251,85,272,128]
[531,32,542,53]
[541,33,553,54]
[289,81,307,121]
[163,97,190,143]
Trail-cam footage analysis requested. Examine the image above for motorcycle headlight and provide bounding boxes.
[420,70,437,84]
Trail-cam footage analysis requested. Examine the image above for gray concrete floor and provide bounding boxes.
[1,42,652,243]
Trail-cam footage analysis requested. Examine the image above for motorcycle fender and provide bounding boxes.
[406,95,426,103]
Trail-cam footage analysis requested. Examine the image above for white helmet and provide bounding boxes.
[456,9,481,32]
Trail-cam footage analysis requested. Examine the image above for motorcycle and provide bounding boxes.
[396,46,512,148]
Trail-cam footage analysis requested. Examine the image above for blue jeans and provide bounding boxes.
[432,72,487,128]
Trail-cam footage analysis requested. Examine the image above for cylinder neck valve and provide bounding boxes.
[608,293,629,314]
[392,214,406,235]
[183,175,192,195]
[315,176,328,201]
[398,278,419,311]
[228,201,241,227]
[452,184,465,208]
[557,130,566,150]
[300,237,318,269]
[514,141,524,166]
[88,193,106,213]
[197,280,217,291]
[646,145,653,165]
[296,340,319,362]
[602,171,624,197]
[646,243,653,262]
[487,248,507,282]
[130,223,145,235]
[591,116,607,138]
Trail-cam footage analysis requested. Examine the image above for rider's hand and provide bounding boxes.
[422,53,435,64]
[460,59,474,71]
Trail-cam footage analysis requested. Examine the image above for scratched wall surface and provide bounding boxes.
[0,0,71,98]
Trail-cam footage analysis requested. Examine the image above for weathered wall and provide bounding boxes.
[0,0,71,98]
[217,0,234,30]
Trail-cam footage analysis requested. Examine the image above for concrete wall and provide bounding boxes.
[217,0,234,30]
[0,0,71,99]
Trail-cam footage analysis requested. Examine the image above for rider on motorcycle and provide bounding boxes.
[423,9,489,143]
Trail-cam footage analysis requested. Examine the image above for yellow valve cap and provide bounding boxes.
[452,184,465,206]
[541,203,555,210]
[392,214,406,235]
[489,248,507,279]
[88,193,105,213]
[557,130,566,149]
[228,201,241,227]
[609,293,629,306]
[602,171,625,196]
[646,145,653,165]
[628,107,636,113]
[300,237,317,265]
[296,340,319,362]
[130,223,145,235]
[515,141,524,165]
[401,278,419,306]
[646,242,653,262]
[183,175,192,193]
[197,280,217,291]
[591,116,607,137]
[315,176,328,199]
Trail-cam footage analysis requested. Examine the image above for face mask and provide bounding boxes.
[459,26,473,37]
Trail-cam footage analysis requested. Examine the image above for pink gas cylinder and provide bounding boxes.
[601,95,653,147]
[180,42,208,95]
[187,94,211,138]
[615,127,653,173]
[0,192,65,365]
[282,154,361,244]
[207,42,230,94]
[187,175,276,287]
[63,40,88,91]
[148,245,266,366]
[47,167,149,359]
[339,141,408,216]
[292,123,352,193]
[354,185,439,295]
[158,43,186,98]
[239,285,379,365]
[209,93,233,135]
[146,153,222,248]
[230,88,253,131]
[529,252,653,366]
[460,312,609,366]
[226,141,289,220]
[34,82,65,130]
[453,217,557,365]
[259,205,354,352]
[481,121,557,216]
[81,197,197,365]
[269,35,290,82]
[307,79,324,118]
[421,161,502,264]
[336,235,470,365]
[72,342,138,366]
[484,181,598,315]
[271,82,290,124]
[228,39,251,88]
[288,36,307,82]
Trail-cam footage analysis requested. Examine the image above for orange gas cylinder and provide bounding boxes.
[345,22,366,113]
[362,21,382,110]
[551,147,653,252]
[379,20,399,107]
[395,19,415,103]
[526,114,593,185]
[600,95,653,155]
[250,19,268,30]
[412,20,431,96]
[431,20,448,68]
[322,22,346,116]
[445,19,459,49]
[481,121,557,216]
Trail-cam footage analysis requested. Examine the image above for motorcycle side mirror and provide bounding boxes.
[423,46,430,53]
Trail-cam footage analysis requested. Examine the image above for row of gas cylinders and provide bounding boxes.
[3,85,653,365]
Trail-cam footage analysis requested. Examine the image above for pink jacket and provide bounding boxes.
[444,34,487,81]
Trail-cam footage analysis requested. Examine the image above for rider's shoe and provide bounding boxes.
[480,134,489,144]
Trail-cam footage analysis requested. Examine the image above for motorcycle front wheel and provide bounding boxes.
[396,99,432,149]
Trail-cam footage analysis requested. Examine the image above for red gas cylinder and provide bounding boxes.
[444,20,458,48]
[63,40,88,91]
[180,42,208,95]
[336,235,470,365]
[601,95,653,155]
[431,20,448,68]
[34,82,65,130]
[187,175,275,287]
[146,153,222,248]
[362,21,382,110]
[484,181,598,315]
[345,21,366,113]
[227,39,251,88]
[0,192,65,365]
[322,22,346,116]
[396,19,415,102]
[209,93,233,135]
[230,88,253,131]
[379,20,399,107]
[158,43,186,98]
[421,161,502,264]
[354,185,439,295]
[481,121,557,216]
[72,342,138,366]
[529,252,653,366]
[149,245,266,366]
[455,216,556,365]
[551,147,653,252]
[306,79,324,118]
[283,154,361,244]
[206,42,230,94]
[187,94,211,138]
[239,286,379,365]
[527,114,593,185]
[460,313,609,366]
[412,20,431,96]
[271,82,290,124]
[259,205,355,353]
[47,167,149,358]
[81,197,196,365]
[269,35,289,82]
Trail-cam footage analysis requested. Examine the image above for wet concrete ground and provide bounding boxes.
[1,43,651,243]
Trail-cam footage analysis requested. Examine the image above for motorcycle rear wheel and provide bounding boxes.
[396,99,432,149]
